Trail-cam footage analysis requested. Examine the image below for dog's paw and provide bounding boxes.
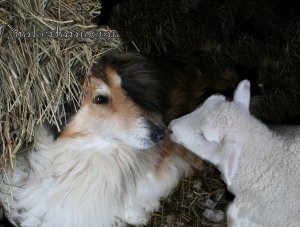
[123,206,150,225]
[140,198,160,213]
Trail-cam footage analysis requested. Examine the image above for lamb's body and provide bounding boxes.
[169,80,300,227]
[227,117,300,227]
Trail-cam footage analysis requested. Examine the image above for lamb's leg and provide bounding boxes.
[227,201,263,227]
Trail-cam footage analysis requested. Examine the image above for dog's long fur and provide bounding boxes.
[1,51,236,226]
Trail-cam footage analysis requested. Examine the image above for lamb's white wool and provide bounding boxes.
[169,80,300,227]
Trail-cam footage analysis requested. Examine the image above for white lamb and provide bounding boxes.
[169,80,300,227]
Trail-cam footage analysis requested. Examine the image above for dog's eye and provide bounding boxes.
[93,95,109,104]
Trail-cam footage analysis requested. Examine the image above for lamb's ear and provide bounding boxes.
[233,80,250,110]
[221,140,241,186]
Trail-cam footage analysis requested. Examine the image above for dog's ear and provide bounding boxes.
[221,139,241,186]
[233,80,250,111]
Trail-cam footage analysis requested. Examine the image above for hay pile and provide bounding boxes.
[0,0,121,168]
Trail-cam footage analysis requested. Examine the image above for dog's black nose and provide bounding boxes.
[150,127,165,143]
[147,120,166,143]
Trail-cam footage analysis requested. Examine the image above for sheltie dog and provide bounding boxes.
[1,50,235,226]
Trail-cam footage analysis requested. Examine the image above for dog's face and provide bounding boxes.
[62,63,165,150]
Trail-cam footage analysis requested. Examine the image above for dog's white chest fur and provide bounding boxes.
[2,132,161,227]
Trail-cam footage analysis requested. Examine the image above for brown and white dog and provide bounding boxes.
[1,51,236,226]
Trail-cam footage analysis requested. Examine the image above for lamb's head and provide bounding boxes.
[169,80,251,185]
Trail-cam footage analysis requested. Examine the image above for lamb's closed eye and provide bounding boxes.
[199,131,217,143]
[198,127,222,143]
[199,132,208,141]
